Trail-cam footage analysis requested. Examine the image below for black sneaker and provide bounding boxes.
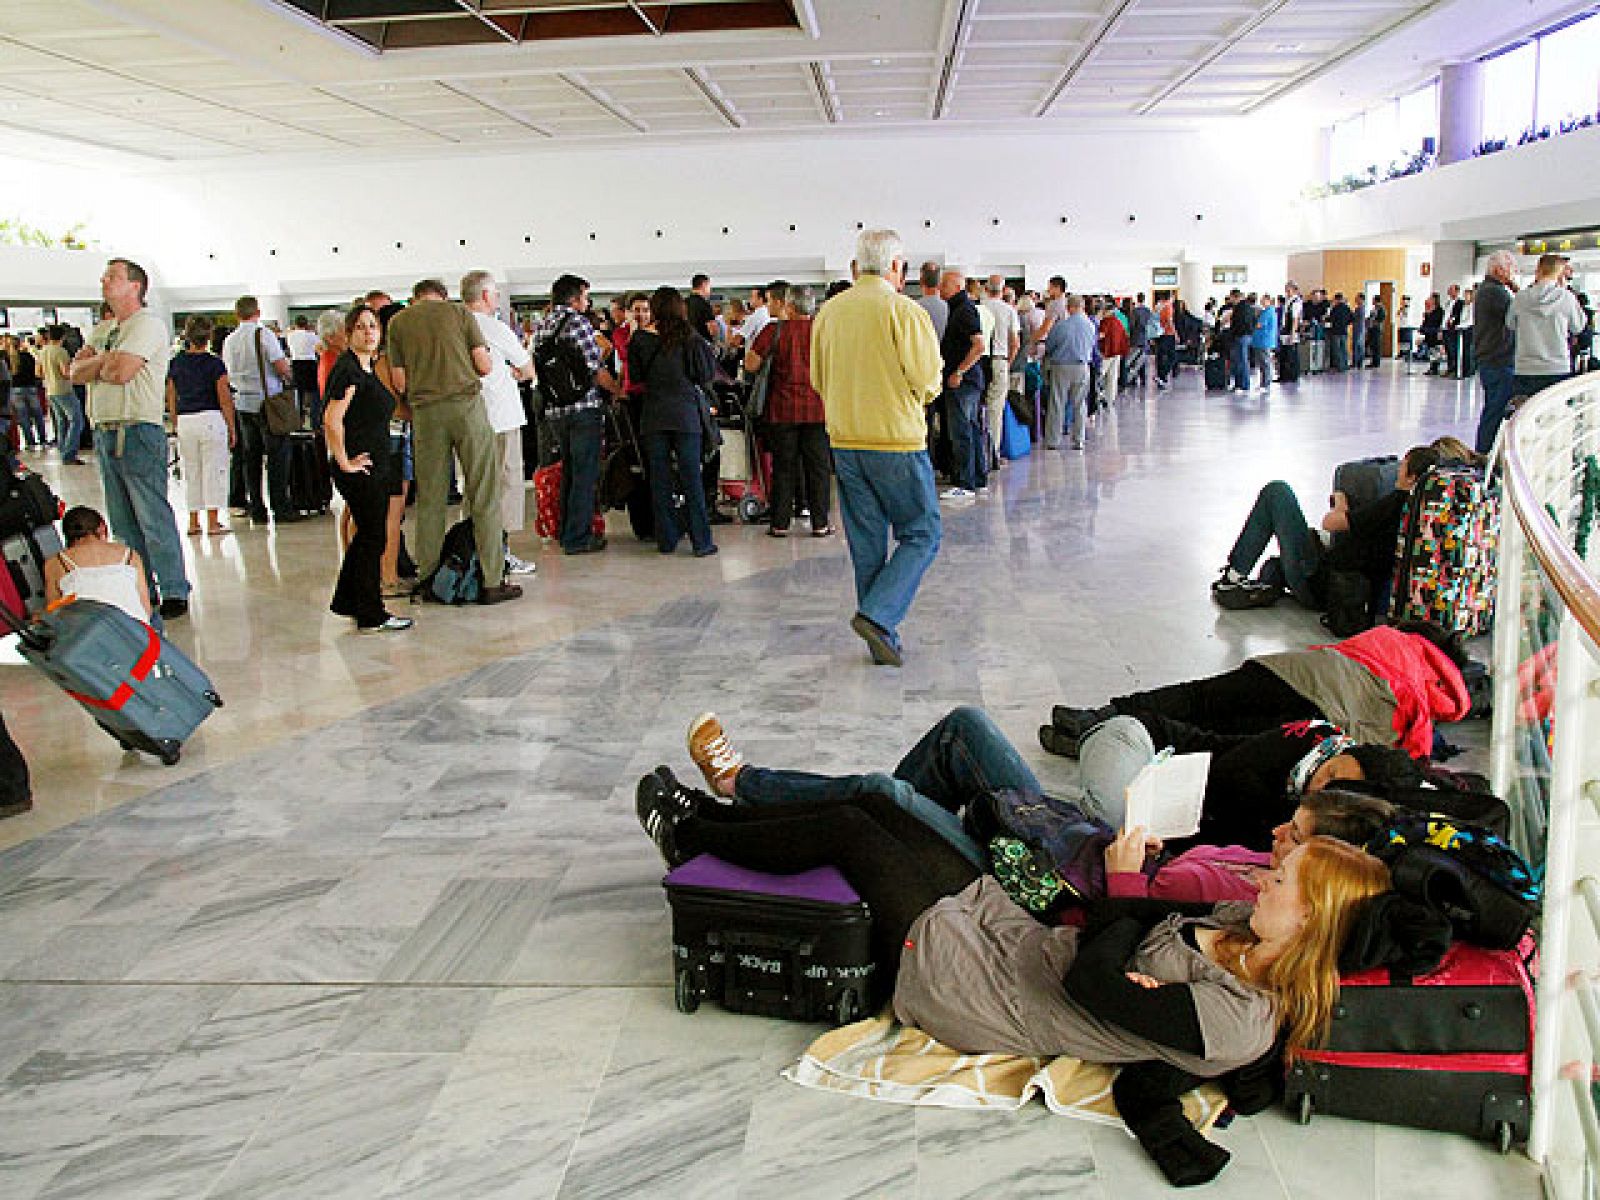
[635,767,702,867]
[1038,724,1083,758]
[158,597,189,621]
[1213,580,1280,611]
[1050,703,1116,738]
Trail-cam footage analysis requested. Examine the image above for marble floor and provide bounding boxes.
[0,363,1539,1198]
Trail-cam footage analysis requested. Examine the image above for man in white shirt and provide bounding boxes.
[981,275,1020,463]
[737,285,774,350]
[285,315,321,429]
[461,271,537,576]
[69,258,190,619]
[221,295,298,525]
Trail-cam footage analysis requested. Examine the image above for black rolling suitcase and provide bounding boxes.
[1286,938,1534,1152]
[1204,353,1229,391]
[664,854,875,1026]
[286,431,332,514]
[1278,343,1300,383]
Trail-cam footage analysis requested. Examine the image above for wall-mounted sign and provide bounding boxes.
[1421,263,1432,276]
[1517,227,1600,256]
[1152,267,1179,287]
[1212,265,1248,285]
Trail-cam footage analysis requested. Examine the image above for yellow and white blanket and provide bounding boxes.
[784,1014,1228,1133]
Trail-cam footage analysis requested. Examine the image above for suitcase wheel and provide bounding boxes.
[205,690,224,708]
[736,495,767,525]
[1296,1092,1313,1125]
[157,741,182,767]
[674,967,700,1015]
[1494,1120,1514,1156]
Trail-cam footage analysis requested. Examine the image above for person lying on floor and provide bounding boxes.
[1046,621,1471,762]
[1211,444,1441,614]
[673,707,1409,908]
[1047,711,1422,849]
[636,768,1389,1187]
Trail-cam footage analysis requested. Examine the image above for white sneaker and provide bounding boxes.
[976,485,990,495]
[939,487,974,503]
[505,553,537,576]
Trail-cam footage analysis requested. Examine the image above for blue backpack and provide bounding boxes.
[426,518,483,605]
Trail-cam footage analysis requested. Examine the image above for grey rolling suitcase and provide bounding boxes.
[2,597,222,765]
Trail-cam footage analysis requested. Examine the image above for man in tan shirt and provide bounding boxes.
[37,325,84,465]
[810,228,942,667]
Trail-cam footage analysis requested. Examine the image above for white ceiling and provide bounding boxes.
[0,0,1589,165]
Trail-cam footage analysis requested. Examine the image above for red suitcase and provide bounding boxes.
[532,460,605,542]
[1285,937,1535,1152]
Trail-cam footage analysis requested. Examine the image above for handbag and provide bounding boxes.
[256,327,301,436]
[746,320,782,419]
[696,385,723,459]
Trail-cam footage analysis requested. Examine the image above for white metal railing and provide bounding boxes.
[1490,369,1600,1198]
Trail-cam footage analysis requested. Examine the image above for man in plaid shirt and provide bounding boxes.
[532,274,619,554]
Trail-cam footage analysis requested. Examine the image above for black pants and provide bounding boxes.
[231,411,292,518]
[766,422,832,532]
[676,791,980,981]
[330,465,391,626]
[1113,660,1323,737]
[0,711,30,813]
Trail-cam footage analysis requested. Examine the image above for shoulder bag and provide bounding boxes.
[746,320,783,419]
[259,328,301,436]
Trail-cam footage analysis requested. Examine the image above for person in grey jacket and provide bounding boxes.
[1507,253,1586,402]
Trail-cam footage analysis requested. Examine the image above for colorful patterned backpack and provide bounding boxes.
[1389,465,1499,637]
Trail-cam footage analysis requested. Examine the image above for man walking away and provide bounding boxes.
[69,258,190,619]
[386,278,520,604]
[1506,253,1586,408]
[222,296,298,526]
[286,316,322,431]
[810,228,942,668]
[1472,251,1519,454]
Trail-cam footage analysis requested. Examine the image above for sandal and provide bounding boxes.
[766,527,789,538]
[811,525,836,538]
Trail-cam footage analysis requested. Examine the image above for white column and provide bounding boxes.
[1438,61,1484,166]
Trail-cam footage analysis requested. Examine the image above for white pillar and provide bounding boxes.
[1438,61,1484,166]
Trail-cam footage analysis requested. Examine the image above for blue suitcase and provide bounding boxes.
[1000,404,1031,460]
[5,598,222,765]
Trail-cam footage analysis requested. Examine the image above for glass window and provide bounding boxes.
[1330,114,1366,179]
[1482,41,1536,143]
[1535,15,1600,129]
[1396,82,1439,157]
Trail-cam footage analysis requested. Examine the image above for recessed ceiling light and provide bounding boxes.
[870,58,888,66]
[1275,43,1302,53]
[874,109,888,117]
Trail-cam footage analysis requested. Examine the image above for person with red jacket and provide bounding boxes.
[1044,621,1472,761]
[1096,298,1130,411]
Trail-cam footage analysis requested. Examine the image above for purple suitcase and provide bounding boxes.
[663,853,875,1025]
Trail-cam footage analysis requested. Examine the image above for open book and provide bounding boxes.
[1123,752,1211,841]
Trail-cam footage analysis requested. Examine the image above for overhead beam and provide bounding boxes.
[1241,0,1452,115]
[808,60,840,123]
[449,1,517,43]
[684,67,744,128]
[560,72,648,132]
[438,80,554,136]
[931,0,980,120]
[1137,0,1294,115]
[1033,0,1138,117]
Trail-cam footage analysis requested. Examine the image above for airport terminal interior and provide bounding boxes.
[1,1,1598,1197]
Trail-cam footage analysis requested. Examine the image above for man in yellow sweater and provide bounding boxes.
[810,229,943,667]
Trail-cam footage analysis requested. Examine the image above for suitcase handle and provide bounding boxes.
[719,930,813,1019]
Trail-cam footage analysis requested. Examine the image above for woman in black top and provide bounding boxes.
[7,338,46,450]
[628,287,719,557]
[322,306,412,634]
[164,315,237,535]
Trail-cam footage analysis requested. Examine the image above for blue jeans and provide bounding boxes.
[1475,364,1516,454]
[644,428,712,554]
[48,392,83,460]
[734,706,1041,867]
[1228,480,1321,605]
[551,407,604,552]
[833,448,941,644]
[1230,339,1251,390]
[11,387,46,446]
[1076,716,1157,827]
[942,380,985,491]
[96,421,189,603]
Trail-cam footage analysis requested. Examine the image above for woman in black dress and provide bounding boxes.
[628,287,719,557]
[322,306,413,633]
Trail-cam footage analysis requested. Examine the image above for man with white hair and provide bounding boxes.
[461,270,538,576]
[1472,251,1519,453]
[810,228,943,667]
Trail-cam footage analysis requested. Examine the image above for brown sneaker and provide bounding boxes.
[686,712,743,797]
[479,582,524,605]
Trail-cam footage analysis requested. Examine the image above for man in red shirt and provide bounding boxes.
[1097,299,1130,411]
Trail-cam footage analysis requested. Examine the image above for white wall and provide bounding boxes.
[0,124,1312,311]
[0,245,104,306]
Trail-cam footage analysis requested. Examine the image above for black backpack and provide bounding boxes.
[423,518,483,605]
[1366,813,1540,949]
[533,312,593,413]
[0,470,61,539]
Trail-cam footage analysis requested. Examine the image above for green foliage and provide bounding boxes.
[0,218,96,250]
